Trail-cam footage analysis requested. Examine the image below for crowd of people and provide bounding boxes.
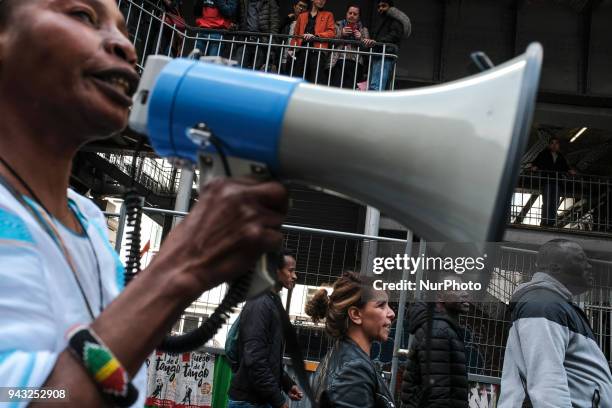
[227,240,611,408]
[0,1,611,408]
[160,0,411,90]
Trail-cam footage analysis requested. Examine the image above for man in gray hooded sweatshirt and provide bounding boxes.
[498,239,612,407]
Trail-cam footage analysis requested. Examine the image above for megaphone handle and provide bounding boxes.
[197,152,281,299]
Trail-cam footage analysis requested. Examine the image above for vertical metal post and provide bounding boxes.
[264,34,273,71]
[360,206,380,276]
[379,44,387,91]
[173,168,194,227]
[389,230,414,396]
[115,202,128,253]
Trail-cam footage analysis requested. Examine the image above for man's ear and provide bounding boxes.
[548,262,562,274]
[347,306,362,326]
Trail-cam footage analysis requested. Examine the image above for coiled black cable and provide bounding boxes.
[158,270,253,353]
[156,134,254,352]
[123,190,143,285]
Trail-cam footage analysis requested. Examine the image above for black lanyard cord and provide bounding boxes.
[0,156,50,214]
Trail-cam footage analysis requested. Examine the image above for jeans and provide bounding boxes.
[228,400,273,408]
[369,56,395,91]
[195,32,224,57]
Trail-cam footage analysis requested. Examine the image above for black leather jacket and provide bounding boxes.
[228,292,295,407]
[312,337,396,408]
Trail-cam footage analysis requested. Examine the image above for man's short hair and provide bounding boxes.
[346,3,361,12]
[278,250,296,269]
[536,239,575,270]
[378,0,394,6]
[549,136,561,144]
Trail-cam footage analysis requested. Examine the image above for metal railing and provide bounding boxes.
[104,206,612,386]
[511,170,612,233]
[117,0,399,91]
[97,153,179,196]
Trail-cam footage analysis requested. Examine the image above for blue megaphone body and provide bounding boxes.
[132,57,302,174]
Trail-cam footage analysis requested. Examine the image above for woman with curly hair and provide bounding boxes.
[306,272,397,407]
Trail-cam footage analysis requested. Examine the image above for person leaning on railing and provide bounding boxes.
[280,0,310,74]
[194,0,239,56]
[159,0,187,57]
[529,136,576,227]
[280,0,310,35]
[0,0,289,406]
[235,0,281,71]
[329,4,370,89]
[364,0,411,91]
[289,0,335,84]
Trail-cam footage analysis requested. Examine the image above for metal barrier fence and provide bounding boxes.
[117,0,399,91]
[104,206,612,390]
[511,170,612,233]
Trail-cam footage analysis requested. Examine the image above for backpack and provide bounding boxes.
[224,313,241,371]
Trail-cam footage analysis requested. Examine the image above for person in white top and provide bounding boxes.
[0,0,288,406]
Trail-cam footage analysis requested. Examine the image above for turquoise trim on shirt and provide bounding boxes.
[65,197,126,292]
[0,208,33,243]
[18,353,35,388]
[89,219,126,292]
[0,350,13,364]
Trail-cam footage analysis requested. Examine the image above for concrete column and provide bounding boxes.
[360,206,380,276]
[172,168,194,227]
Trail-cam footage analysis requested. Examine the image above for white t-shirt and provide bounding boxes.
[0,186,146,407]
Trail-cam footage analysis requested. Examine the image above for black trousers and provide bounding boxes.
[330,59,364,89]
[291,48,330,84]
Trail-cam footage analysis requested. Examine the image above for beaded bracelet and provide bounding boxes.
[67,325,139,407]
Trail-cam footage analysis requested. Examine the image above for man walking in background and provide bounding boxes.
[498,239,612,407]
[401,275,469,408]
[228,252,303,408]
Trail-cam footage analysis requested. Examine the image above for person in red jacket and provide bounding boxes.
[194,0,237,57]
[288,0,335,83]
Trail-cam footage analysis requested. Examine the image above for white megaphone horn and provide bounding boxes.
[130,43,542,245]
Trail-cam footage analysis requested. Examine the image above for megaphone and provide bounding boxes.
[128,46,542,382]
[130,43,542,245]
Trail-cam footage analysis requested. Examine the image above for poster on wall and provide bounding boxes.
[468,381,500,408]
[145,351,215,408]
